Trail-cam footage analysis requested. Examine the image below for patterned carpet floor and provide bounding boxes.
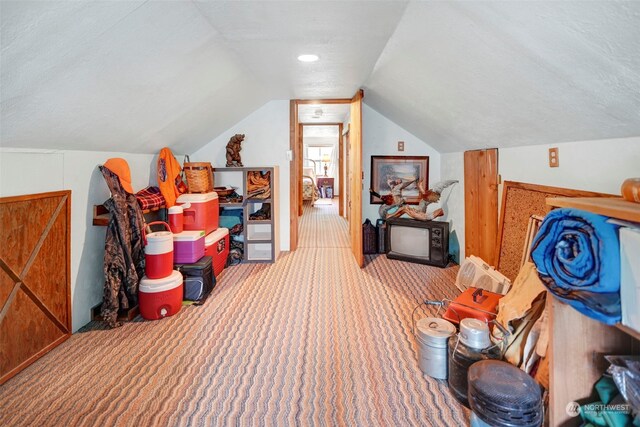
[0,200,467,426]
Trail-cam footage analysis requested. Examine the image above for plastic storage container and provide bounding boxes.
[415,317,456,379]
[205,227,229,278]
[144,222,173,279]
[138,270,183,320]
[175,255,215,303]
[173,230,205,264]
[177,192,219,235]
[168,205,185,234]
[443,287,502,326]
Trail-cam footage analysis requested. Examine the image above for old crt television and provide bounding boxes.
[385,218,449,267]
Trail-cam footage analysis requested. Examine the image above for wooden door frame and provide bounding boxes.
[289,98,352,252]
[298,122,343,216]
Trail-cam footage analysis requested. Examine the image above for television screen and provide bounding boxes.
[386,218,449,267]
[390,226,430,259]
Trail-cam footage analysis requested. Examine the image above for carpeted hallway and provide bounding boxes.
[0,200,467,426]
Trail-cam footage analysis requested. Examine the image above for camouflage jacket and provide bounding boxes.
[100,166,146,328]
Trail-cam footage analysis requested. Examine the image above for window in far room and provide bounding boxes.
[307,146,334,176]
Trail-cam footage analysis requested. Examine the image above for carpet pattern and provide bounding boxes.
[0,203,467,426]
[298,199,350,248]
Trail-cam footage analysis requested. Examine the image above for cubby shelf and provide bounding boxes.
[213,166,279,264]
[546,196,640,426]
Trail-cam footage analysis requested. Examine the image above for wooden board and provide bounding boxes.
[1,190,72,385]
[289,100,299,251]
[548,197,640,223]
[349,89,364,267]
[550,299,638,426]
[464,149,499,265]
[495,182,610,282]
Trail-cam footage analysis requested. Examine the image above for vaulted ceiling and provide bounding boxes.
[2,1,639,154]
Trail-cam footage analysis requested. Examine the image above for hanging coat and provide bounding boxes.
[100,166,146,328]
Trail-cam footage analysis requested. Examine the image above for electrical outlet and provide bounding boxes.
[548,147,559,168]
[398,141,405,151]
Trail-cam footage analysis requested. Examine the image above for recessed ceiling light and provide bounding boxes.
[297,54,319,63]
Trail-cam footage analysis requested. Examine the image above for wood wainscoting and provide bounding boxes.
[0,190,72,385]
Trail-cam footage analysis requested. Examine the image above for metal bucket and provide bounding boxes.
[415,317,456,379]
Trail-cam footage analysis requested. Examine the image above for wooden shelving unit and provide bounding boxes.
[214,166,279,263]
[546,196,640,426]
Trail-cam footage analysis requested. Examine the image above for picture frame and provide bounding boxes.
[370,155,429,205]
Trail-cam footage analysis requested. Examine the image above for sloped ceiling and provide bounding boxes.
[364,1,640,152]
[2,1,639,154]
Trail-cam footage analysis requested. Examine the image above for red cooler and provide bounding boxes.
[205,227,229,278]
[177,192,219,235]
[173,230,206,264]
[138,270,183,320]
[144,222,173,279]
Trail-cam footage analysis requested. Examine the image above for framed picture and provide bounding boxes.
[370,155,429,205]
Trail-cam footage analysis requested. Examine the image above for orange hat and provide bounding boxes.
[103,158,134,194]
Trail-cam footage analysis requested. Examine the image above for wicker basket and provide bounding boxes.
[184,162,214,193]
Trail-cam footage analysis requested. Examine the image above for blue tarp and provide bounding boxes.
[531,208,621,324]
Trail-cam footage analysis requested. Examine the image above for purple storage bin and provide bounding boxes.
[173,230,206,264]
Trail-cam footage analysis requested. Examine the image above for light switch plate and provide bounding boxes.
[549,147,559,167]
[398,141,405,151]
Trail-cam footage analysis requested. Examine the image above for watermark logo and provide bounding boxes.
[566,401,580,417]
[566,401,631,418]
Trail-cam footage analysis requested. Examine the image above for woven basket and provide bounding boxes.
[184,162,214,193]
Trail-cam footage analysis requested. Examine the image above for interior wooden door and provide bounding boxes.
[348,90,364,267]
[338,123,344,217]
[1,190,72,385]
[344,130,350,221]
[289,100,299,251]
[464,149,498,265]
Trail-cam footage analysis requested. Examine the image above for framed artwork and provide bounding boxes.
[370,155,429,205]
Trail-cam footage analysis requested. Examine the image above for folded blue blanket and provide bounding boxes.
[531,208,621,324]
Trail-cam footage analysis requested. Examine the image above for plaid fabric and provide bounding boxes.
[135,186,165,211]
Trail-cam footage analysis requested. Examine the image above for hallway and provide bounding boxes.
[0,199,467,426]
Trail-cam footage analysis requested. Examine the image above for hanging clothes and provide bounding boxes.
[100,165,146,328]
[157,147,183,208]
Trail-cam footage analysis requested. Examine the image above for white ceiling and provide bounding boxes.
[303,125,340,139]
[2,1,640,154]
[298,104,350,124]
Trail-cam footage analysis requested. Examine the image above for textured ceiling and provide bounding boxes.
[298,104,350,124]
[2,1,639,154]
[364,1,640,152]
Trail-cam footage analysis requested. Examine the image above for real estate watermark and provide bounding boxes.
[566,401,632,417]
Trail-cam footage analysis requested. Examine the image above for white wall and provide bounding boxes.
[443,136,640,262]
[191,100,291,251]
[440,152,465,263]
[362,104,441,222]
[0,148,157,331]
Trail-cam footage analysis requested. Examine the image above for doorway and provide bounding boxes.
[289,92,364,266]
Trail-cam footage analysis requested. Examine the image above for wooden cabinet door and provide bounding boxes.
[464,149,498,264]
[1,190,72,384]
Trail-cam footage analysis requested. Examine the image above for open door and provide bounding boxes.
[348,90,364,267]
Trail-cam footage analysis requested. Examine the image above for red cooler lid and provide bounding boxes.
[206,227,229,245]
[139,270,183,293]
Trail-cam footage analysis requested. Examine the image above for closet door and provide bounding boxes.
[464,149,498,264]
[1,190,72,384]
